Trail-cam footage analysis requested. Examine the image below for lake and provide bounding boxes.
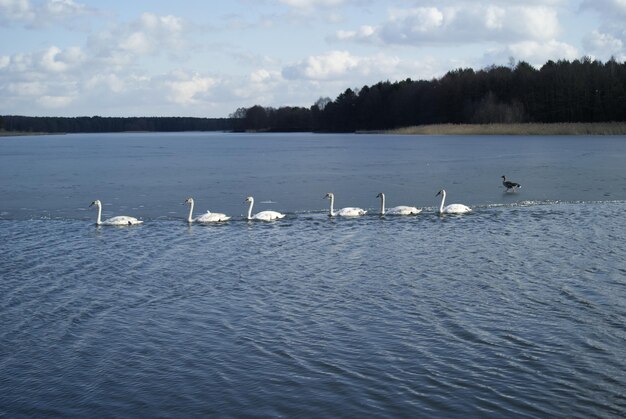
[1,133,625,417]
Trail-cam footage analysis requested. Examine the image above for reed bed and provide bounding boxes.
[384,122,626,135]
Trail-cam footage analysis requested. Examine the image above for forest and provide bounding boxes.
[2,57,625,134]
[232,57,626,132]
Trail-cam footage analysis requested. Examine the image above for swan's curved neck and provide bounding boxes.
[95,203,102,225]
[187,200,194,222]
[439,191,446,213]
[379,194,385,214]
[328,195,335,216]
[247,199,254,220]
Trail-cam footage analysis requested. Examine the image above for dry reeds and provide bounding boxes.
[384,122,626,136]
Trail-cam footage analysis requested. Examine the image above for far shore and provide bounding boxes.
[0,131,62,137]
[3,122,626,136]
[377,122,626,136]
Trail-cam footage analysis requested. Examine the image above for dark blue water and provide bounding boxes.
[1,133,626,417]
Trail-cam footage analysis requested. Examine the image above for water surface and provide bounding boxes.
[2,132,625,219]
[1,133,625,417]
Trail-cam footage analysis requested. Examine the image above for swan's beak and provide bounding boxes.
[89,201,95,207]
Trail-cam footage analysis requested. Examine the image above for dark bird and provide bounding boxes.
[502,175,521,192]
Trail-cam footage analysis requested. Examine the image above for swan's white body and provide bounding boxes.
[324,193,366,217]
[377,193,421,215]
[184,197,230,223]
[90,200,143,226]
[436,190,471,214]
[245,196,285,221]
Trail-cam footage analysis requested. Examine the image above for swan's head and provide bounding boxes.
[184,197,194,205]
[89,200,101,208]
[244,196,254,203]
[376,192,384,199]
[436,190,445,197]
[323,192,334,200]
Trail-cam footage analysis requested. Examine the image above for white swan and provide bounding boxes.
[377,192,421,216]
[324,192,366,217]
[435,190,471,214]
[184,197,230,223]
[90,200,143,226]
[244,196,285,221]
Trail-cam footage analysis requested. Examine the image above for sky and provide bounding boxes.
[1,0,625,118]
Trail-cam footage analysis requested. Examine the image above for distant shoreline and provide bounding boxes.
[0,131,60,137]
[2,122,626,136]
[377,122,626,136]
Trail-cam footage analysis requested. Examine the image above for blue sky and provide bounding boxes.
[1,0,625,118]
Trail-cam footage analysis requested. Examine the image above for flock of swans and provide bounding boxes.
[90,175,521,226]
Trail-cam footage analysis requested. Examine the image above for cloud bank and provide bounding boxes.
[0,0,624,117]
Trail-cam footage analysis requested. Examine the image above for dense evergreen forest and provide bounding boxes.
[0,116,234,133]
[231,58,626,132]
[2,58,625,134]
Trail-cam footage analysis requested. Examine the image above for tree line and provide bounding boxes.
[231,57,626,132]
[2,57,625,134]
[0,116,234,133]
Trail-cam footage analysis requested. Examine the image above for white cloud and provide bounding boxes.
[40,46,84,72]
[1,45,84,75]
[45,0,88,18]
[337,4,560,45]
[283,50,359,80]
[7,80,45,96]
[0,0,93,27]
[282,50,440,83]
[249,69,280,84]
[0,9,215,116]
[581,0,626,17]
[583,30,624,60]
[85,73,127,93]
[119,32,151,55]
[579,0,626,60]
[41,46,68,72]
[278,0,344,10]
[0,0,36,23]
[117,13,186,55]
[37,94,75,108]
[484,6,505,30]
[0,1,613,118]
[231,69,283,103]
[164,72,217,105]
[485,40,579,67]
[3,52,33,72]
[336,25,375,41]
[388,7,444,32]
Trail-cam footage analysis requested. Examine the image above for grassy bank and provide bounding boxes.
[383,122,626,135]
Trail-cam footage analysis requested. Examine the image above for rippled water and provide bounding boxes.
[1,133,626,417]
